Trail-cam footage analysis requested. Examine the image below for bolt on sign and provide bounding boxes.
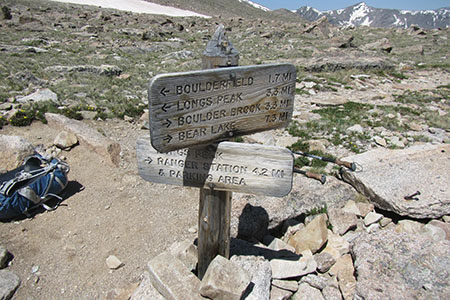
[148,63,296,153]
[137,136,294,197]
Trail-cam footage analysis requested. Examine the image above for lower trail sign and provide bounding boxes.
[148,63,296,152]
[137,136,294,197]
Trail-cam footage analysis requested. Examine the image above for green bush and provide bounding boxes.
[9,109,34,126]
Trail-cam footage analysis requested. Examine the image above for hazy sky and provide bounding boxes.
[253,1,449,11]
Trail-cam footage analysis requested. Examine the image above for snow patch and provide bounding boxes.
[49,0,209,17]
[393,14,406,27]
[360,16,373,26]
[239,0,270,12]
[349,2,370,24]
[401,9,437,15]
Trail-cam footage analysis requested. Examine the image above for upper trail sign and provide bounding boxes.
[148,63,296,152]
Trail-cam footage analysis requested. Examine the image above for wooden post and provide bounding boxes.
[197,24,239,279]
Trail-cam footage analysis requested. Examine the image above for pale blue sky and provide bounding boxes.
[253,1,450,11]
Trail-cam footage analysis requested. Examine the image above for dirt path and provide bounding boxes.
[1,69,448,299]
[1,120,200,299]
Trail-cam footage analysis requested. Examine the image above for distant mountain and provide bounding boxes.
[296,2,450,29]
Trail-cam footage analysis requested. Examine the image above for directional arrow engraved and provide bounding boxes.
[161,103,171,112]
[162,119,172,128]
[148,63,296,153]
[160,87,170,96]
[144,157,153,164]
[163,135,172,143]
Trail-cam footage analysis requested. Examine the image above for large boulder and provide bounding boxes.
[147,252,203,300]
[0,135,35,171]
[16,88,58,104]
[352,229,450,299]
[45,113,120,167]
[200,255,251,300]
[341,144,450,219]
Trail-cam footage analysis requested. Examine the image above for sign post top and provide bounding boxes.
[202,24,239,69]
[148,63,296,153]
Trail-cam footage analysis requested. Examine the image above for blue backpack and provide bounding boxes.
[0,154,69,220]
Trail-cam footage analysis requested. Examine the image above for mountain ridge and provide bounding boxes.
[295,2,449,29]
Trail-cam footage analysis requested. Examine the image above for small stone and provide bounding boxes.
[327,207,357,236]
[263,235,296,253]
[366,223,380,233]
[347,124,364,134]
[322,230,350,261]
[389,136,405,148]
[270,285,293,300]
[329,254,356,300]
[313,252,336,273]
[292,282,324,300]
[188,227,197,233]
[322,285,343,300]
[118,73,131,80]
[271,279,299,292]
[31,265,39,274]
[288,214,328,254]
[395,220,423,234]
[106,255,124,270]
[442,215,450,223]
[303,81,316,88]
[355,202,374,217]
[54,131,78,149]
[409,122,423,131]
[379,217,392,227]
[421,224,446,241]
[0,103,12,110]
[80,111,97,120]
[168,240,197,271]
[364,212,383,226]
[308,139,330,152]
[300,274,329,290]
[373,136,387,147]
[341,200,360,216]
[270,250,317,279]
[282,221,304,242]
[428,220,450,240]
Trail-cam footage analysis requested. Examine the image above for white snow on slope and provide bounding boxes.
[50,0,209,17]
[239,0,270,11]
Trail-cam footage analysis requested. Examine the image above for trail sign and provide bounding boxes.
[137,136,294,197]
[148,63,296,152]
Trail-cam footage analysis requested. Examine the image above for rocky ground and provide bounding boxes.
[0,0,449,299]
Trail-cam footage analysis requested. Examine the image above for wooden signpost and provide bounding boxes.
[148,63,296,153]
[138,25,296,279]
